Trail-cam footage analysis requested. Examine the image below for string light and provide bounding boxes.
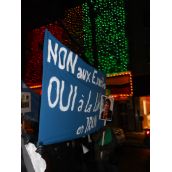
[106,71,133,97]
[23,1,129,88]
[63,6,84,57]
[82,0,129,74]
[23,22,64,87]
[29,85,42,89]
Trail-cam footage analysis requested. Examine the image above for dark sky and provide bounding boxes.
[126,0,150,75]
[21,0,80,30]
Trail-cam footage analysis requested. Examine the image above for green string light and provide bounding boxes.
[82,0,129,74]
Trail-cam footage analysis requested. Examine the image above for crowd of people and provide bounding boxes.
[21,97,120,172]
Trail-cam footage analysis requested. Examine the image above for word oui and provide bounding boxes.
[48,76,77,111]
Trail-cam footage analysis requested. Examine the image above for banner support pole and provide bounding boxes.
[100,120,106,159]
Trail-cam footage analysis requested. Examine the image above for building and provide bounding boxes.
[22,0,150,131]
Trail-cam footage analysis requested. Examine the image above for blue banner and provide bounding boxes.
[38,30,106,145]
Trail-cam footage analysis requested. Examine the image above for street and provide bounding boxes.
[118,145,150,172]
